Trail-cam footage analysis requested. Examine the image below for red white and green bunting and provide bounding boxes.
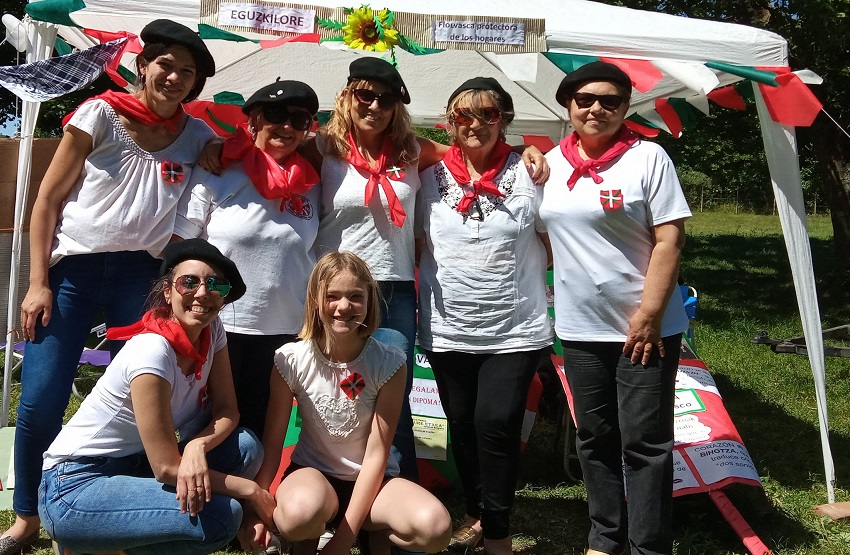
[22,0,823,130]
[545,52,822,132]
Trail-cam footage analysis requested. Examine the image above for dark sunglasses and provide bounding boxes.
[451,107,502,126]
[351,88,400,110]
[173,275,232,298]
[572,92,626,111]
[262,105,314,131]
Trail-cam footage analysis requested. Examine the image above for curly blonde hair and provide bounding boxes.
[320,80,419,167]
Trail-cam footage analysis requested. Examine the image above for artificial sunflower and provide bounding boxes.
[343,6,399,52]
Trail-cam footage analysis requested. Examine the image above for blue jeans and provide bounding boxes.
[15,251,160,516]
[39,428,263,554]
[561,336,681,555]
[377,280,418,481]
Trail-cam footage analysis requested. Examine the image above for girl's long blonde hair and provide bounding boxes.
[300,252,383,354]
[320,80,419,167]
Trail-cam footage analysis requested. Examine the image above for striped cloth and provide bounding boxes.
[0,38,126,102]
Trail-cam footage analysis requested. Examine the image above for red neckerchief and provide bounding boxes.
[560,127,640,190]
[220,124,319,212]
[107,310,211,382]
[346,131,406,227]
[442,142,513,215]
[62,90,184,133]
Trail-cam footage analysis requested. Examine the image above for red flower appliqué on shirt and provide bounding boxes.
[600,189,623,211]
[285,194,313,219]
[161,161,185,184]
[340,372,366,400]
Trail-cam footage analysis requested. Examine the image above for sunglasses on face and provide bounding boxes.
[351,88,400,110]
[571,92,626,111]
[450,107,503,126]
[173,275,232,298]
[261,105,314,131]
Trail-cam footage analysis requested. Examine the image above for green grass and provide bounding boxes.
[3,211,850,554]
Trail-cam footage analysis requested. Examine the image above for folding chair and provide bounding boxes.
[0,340,26,378]
[1,325,112,397]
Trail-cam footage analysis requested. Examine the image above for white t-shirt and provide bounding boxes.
[51,99,216,265]
[175,165,320,335]
[416,152,554,352]
[313,135,420,281]
[274,337,404,480]
[539,139,692,341]
[43,318,228,470]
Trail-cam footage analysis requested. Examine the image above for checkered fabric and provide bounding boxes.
[0,38,126,103]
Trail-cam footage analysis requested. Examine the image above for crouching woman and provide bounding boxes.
[38,239,276,554]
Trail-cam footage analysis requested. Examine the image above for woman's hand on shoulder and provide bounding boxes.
[176,439,210,516]
[520,145,550,185]
[298,136,323,174]
[417,137,450,172]
[198,136,225,175]
[20,284,53,341]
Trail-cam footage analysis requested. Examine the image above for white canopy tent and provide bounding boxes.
[3,0,834,501]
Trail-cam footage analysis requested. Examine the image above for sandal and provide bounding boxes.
[449,524,483,551]
[0,532,38,555]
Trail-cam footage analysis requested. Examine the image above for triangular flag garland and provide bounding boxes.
[13,3,823,131]
[25,0,84,27]
[757,72,822,128]
[197,24,322,49]
[707,85,747,111]
[624,118,660,138]
[81,29,143,87]
[655,98,683,138]
[668,98,698,130]
[184,101,247,137]
[600,57,663,94]
[0,38,126,103]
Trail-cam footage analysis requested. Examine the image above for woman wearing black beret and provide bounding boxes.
[415,77,554,555]
[300,58,550,487]
[38,238,276,554]
[2,19,218,553]
[540,61,691,555]
[176,79,320,441]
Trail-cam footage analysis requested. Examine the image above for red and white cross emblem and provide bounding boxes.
[161,161,185,185]
[386,165,406,180]
[599,189,623,211]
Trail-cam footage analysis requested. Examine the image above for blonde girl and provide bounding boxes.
[241,252,451,555]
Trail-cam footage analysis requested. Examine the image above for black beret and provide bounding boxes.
[555,61,632,107]
[140,19,216,77]
[242,79,319,116]
[447,77,514,114]
[347,57,410,104]
[161,239,246,303]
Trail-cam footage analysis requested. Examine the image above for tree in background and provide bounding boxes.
[607,0,850,270]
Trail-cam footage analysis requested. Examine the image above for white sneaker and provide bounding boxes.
[316,530,334,551]
[253,534,283,555]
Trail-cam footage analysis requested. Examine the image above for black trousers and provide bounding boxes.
[425,348,546,540]
[226,332,298,439]
[561,335,680,555]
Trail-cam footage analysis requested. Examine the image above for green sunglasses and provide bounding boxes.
[173,274,232,298]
